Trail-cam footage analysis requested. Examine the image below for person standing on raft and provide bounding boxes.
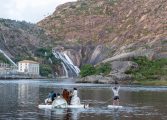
[112,81,120,105]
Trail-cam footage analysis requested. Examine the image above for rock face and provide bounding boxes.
[38,0,167,62]
[0,19,54,61]
[1,0,167,79]
[37,0,167,79]
[89,45,111,64]
[77,61,137,84]
[89,45,103,64]
[111,61,138,74]
[36,0,167,77]
[109,61,138,83]
[76,75,115,84]
[101,48,155,63]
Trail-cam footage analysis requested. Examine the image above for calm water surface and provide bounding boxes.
[0,79,167,120]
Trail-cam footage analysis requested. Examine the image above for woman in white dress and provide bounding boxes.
[70,88,81,105]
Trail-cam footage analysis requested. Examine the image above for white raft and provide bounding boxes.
[107,105,123,109]
[38,104,89,109]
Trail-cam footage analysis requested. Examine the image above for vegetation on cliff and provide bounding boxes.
[0,18,60,77]
[126,57,167,85]
[1,0,167,81]
[37,0,167,81]
[34,48,61,77]
[0,53,11,64]
[38,0,167,48]
[80,63,111,77]
[0,18,55,60]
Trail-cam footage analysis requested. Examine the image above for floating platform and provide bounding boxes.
[38,104,89,109]
[107,105,123,108]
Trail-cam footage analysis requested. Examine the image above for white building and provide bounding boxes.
[18,60,39,75]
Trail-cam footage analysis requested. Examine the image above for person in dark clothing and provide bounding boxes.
[51,91,57,101]
[48,91,57,101]
[45,91,57,104]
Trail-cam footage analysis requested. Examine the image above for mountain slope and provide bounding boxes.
[0,18,55,61]
[38,0,167,61]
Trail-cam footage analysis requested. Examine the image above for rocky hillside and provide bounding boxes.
[0,18,55,61]
[1,0,167,79]
[38,0,167,63]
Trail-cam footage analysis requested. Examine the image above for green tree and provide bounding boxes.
[96,63,111,75]
[80,64,96,77]
[40,64,52,77]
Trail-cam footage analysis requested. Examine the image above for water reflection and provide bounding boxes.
[0,79,167,120]
[41,108,85,120]
[112,109,121,120]
[0,83,18,112]
[18,82,39,106]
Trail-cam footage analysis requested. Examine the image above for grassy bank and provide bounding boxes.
[79,63,111,77]
[133,80,167,86]
[126,57,167,86]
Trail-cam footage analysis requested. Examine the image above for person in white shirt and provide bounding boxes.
[70,88,81,105]
[112,85,120,106]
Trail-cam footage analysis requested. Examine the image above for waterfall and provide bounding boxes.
[61,62,68,78]
[0,49,17,67]
[63,52,80,74]
[52,50,80,77]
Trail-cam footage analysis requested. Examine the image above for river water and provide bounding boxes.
[0,79,167,120]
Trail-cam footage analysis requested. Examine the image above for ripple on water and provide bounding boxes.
[0,79,167,120]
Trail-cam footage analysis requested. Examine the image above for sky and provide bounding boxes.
[0,0,76,23]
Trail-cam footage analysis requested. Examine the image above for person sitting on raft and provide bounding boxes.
[68,90,73,105]
[70,88,81,105]
[45,91,56,104]
[62,89,70,103]
[52,93,68,108]
[112,82,120,106]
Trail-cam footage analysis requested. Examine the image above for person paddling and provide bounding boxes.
[45,91,56,104]
[112,81,120,106]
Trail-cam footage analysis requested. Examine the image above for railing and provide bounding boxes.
[0,71,41,79]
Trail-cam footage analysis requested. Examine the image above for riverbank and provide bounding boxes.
[132,80,167,86]
[76,75,131,84]
[77,57,167,86]
[76,75,167,86]
[0,74,47,80]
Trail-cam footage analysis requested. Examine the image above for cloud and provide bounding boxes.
[0,0,77,23]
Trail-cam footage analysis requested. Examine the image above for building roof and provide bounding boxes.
[18,60,39,64]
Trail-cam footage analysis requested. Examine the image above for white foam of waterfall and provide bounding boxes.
[53,52,71,77]
[0,49,17,67]
[52,51,80,77]
[61,62,68,78]
[63,52,80,74]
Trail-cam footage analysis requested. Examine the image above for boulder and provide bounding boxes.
[111,61,138,73]
[107,61,138,83]
[76,75,114,84]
